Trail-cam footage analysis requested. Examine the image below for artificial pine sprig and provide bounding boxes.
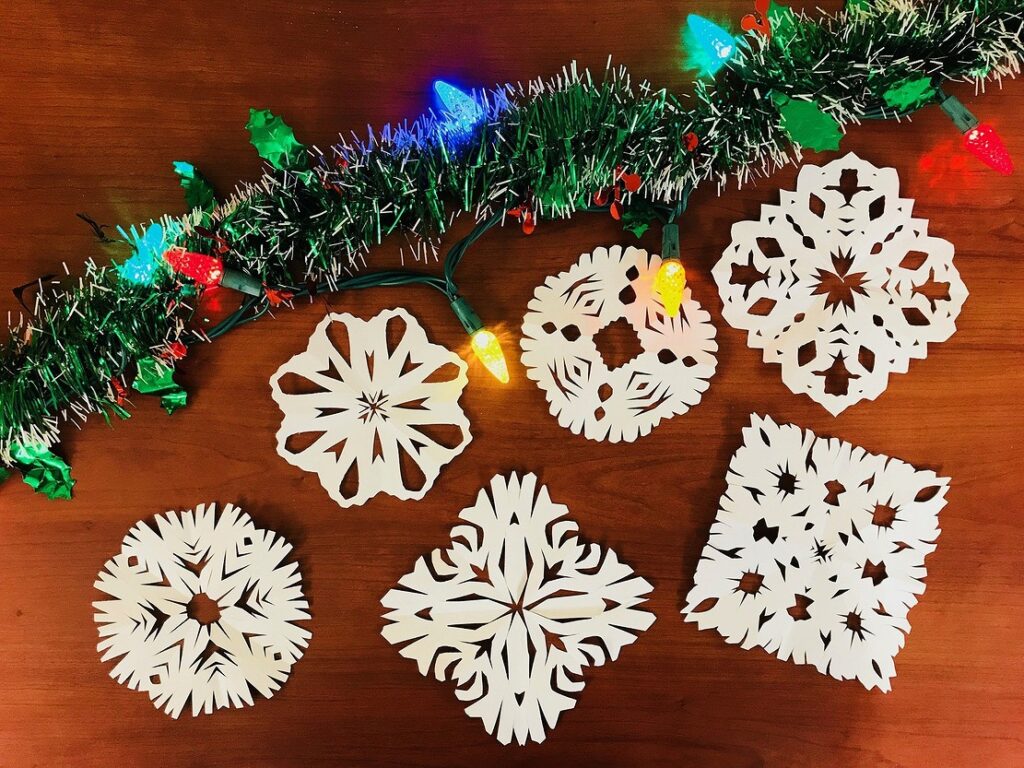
[0,0,1021,495]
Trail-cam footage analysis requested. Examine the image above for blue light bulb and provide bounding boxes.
[116,221,177,285]
[686,14,737,75]
[433,80,484,134]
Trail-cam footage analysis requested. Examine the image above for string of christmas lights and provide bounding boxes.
[0,0,1020,498]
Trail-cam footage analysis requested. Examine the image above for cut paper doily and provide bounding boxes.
[94,502,311,717]
[683,415,948,692]
[521,245,718,442]
[270,308,472,507]
[713,152,967,415]
[381,472,655,745]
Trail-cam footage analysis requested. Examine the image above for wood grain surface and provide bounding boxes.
[0,2,1022,766]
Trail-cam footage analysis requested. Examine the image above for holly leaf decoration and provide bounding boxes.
[537,179,570,211]
[768,1,798,43]
[173,161,217,214]
[134,356,188,415]
[882,76,936,112]
[847,0,871,10]
[772,93,843,152]
[621,198,661,238]
[246,108,308,171]
[11,443,74,500]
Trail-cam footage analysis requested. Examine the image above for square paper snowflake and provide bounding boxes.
[683,415,949,692]
[714,153,968,414]
[381,472,655,745]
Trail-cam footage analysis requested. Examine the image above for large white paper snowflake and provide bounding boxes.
[94,502,311,717]
[270,308,472,507]
[683,415,948,692]
[714,153,967,415]
[521,245,718,442]
[381,472,655,745]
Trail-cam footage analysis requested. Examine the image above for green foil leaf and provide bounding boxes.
[772,93,843,152]
[173,161,217,214]
[882,76,936,111]
[12,443,74,500]
[621,199,660,238]
[0,465,10,484]
[246,108,307,170]
[134,356,188,415]
[768,2,798,44]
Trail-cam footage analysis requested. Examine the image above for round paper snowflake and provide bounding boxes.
[382,472,655,745]
[713,152,968,415]
[270,308,472,507]
[94,502,311,718]
[520,245,718,443]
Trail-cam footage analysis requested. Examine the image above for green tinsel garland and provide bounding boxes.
[1,0,1021,496]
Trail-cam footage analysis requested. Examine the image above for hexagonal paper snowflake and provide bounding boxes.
[521,245,718,442]
[683,415,949,692]
[270,308,472,507]
[94,502,311,717]
[713,153,967,414]
[381,472,655,745]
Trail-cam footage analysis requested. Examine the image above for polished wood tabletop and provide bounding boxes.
[1,1,1021,765]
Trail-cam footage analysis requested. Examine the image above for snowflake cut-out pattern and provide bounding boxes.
[713,153,967,414]
[381,472,655,745]
[94,502,311,717]
[683,415,949,692]
[270,309,472,507]
[521,245,718,442]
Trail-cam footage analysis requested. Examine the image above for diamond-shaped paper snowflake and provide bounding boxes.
[713,153,967,414]
[683,415,949,692]
[521,245,718,442]
[270,308,472,507]
[381,472,655,745]
[94,502,311,717]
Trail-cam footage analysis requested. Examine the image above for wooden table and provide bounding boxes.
[1,1,1021,765]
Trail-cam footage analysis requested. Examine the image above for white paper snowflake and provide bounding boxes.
[713,153,967,415]
[94,502,311,717]
[683,415,949,692]
[521,245,718,442]
[381,472,655,745]
[270,308,472,507]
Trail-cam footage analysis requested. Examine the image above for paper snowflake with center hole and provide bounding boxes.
[683,415,948,692]
[521,245,718,442]
[270,308,472,507]
[94,502,311,717]
[713,152,967,414]
[381,472,655,745]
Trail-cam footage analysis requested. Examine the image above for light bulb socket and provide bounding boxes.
[938,90,979,134]
[221,269,264,296]
[450,296,483,335]
[662,223,680,260]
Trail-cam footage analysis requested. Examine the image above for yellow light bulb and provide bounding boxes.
[654,258,687,317]
[470,329,510,383]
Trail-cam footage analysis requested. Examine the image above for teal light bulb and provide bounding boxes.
[686,14,737,75]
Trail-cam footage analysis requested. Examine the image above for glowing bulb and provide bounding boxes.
[163,248,224,287]
[686,14,737,76]
[654,258,687,317]
[470,329,509,384]
[963,123,1013,175]
[433,80,484,134]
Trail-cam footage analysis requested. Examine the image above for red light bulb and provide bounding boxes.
[163,248,224,286]
[963,123,1013,175]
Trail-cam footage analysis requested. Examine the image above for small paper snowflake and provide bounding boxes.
[94,502,311,717]
[270,309,472,507]
[381,472,655,745]
[713,152,967,414]
[521,245,718,443]
[683,415,948,692]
